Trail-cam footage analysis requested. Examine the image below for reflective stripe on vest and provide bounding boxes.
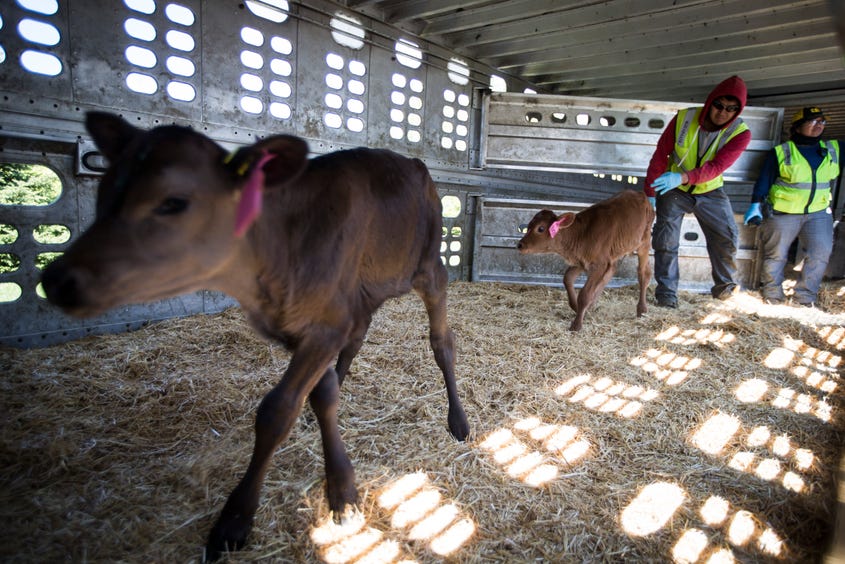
[669,107,748,194]
[769,140,839,214]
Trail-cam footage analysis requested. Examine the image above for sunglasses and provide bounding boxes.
[806,118,827,126]
[712,100,740,113]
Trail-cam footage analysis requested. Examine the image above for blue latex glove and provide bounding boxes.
[744,202,763,225]
[651,172,683,195]
[647,196,656,209]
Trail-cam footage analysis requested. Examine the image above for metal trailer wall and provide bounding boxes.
[1,1,819,349]
[0,0,581,348]
[471,197,763,294]
[471,92,787,293]
[478,92,786,182]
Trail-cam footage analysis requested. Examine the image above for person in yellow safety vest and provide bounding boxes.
[645,76,752,309]
[744,107,840,308]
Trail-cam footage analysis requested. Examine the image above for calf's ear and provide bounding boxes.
[227,135,309,187]
[548,212,576,238]
[85,112,142,163]
[556,212,576,229]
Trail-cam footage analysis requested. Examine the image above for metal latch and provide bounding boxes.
[76,138,108,175]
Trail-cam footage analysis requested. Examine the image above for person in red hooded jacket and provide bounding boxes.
[645,75,752,309]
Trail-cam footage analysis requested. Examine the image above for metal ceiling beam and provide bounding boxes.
[488,10,831,71]
[382,0,491,23]
[421,0,570,36]
[539,56,844,90]
[518,37,842,83]
[435,0,779,49]
[463,1,828,60]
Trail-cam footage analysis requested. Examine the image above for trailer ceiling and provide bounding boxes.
[346,0,845,138]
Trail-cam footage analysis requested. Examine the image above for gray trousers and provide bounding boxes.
[759,209,834,303]
[653,188,738,299]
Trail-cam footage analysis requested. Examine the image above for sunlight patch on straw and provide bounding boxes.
[310,512,399,564]
[700,496,730,526]
[556,374,658,416]
[694,414,814,493]
[669,494,786,561]
[480,417,591,487]
[735,376,833,422]
[655,325,735,348]
[630,348,701,386]
[673,528,709,563]
[818,325,845,350]
[727,510,756,547]
[620,482,685,537]
[691,412,740,455]
[376,472,475,557]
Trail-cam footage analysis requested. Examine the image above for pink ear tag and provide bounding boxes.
[548,218,564,238]
[234,151,276,237]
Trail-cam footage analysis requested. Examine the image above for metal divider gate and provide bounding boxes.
[470,92,784,293]
[471,197,762,293]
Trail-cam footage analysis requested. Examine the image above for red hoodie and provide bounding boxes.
[644,75,751,197]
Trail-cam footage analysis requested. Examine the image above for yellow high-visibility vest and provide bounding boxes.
[669,107,749,194]
[769,140,839,214]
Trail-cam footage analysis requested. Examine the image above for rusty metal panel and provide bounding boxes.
[294,16,370,146]
[0,139,236,348]
[0,1,73,100]
[201,3,299,136]
[436,185,474,282]
[471,196,761,292]
[68,1,204,122]
[480,92,784,181]
[417,48,474,168]
[367,39,425,158]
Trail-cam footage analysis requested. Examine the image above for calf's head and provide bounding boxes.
[517,209,576,253]
[41,112,308,317]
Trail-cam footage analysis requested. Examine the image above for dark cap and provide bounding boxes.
[791,107,826,126]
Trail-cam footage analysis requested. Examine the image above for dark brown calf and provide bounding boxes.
[41,112,469,560]
[516,190,654,331]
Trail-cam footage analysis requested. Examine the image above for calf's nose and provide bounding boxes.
[41,261,85,309]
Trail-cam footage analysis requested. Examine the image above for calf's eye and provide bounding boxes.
[154,197,189,216]
[537,226,545,233]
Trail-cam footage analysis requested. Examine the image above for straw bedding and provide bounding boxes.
[2,280,844,563]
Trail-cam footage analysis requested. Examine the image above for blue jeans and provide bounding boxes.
[653,188,738,300]
[759,209,834,303]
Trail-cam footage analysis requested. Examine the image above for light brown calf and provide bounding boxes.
[517,190,654,331]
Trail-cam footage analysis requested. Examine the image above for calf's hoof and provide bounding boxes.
[331,504,363,525]
[448,408,470,441]
[326,476,359,516]
[568,321,583,331]
[205,515,253,562]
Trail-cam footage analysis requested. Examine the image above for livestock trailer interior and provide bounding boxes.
[2,2,845,563]
[3,0,821,347]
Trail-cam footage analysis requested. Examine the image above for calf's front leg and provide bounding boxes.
[205,342,341,561]
[570,263,614,331]
[562,265,583,312]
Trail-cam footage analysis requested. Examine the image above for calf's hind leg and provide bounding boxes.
[413,263,470,441]
[309,367,357,513]
[334,315,372,387]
